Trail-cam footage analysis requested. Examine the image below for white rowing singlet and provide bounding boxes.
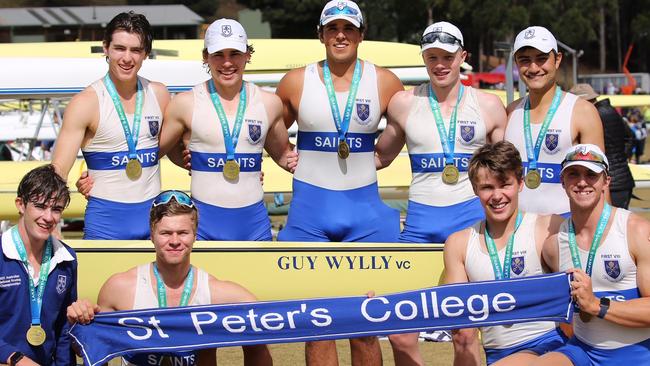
[465,213,557,349]
[132,263,211,309]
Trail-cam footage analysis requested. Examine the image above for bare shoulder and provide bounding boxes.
[168,90,194,110]
[64,87,99,124]
[506,96,525,115]
[278,67,306,89]
[389,89,415,108]
[208,275,257,305]
[444,227,472,255]
[627,212,650,251]
[149,80,170,96]
[538,213,564,234]
[259,87,283,110]
[68,86,99,110]
[98,267,138,310]
[572,97,599,122]
[475,89,505,110]
[375,65,402,85]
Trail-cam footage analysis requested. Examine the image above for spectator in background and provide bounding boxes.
[629,113,647,164]
[570,83,635,209]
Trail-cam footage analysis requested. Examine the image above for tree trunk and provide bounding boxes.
[600,6,606,72]
[479,33,484,73]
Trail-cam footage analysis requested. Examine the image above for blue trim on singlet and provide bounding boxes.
[82,147,159,170]
[83,197,153,240]
[123,351,198,366]
[190,152,263,172]
[522,161,562,184]
[278,179,399,242]
[409,153,473,173]
[296,131,375,153]
[484,328,567,365]
[399,198,484,243]
[194,199,271,241]
[556,336,650,366]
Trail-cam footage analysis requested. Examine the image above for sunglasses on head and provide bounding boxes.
[562,150,608,169]
[324,5,360,17]
[421,31,463,48]
[152,190,195,208]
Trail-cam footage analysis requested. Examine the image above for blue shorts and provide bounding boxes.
[555,336,650,366]
[194,199,271,241]
[278,179,400,242]
[399,198,484,243]
[84,196,153,240]
[485,328,567,365]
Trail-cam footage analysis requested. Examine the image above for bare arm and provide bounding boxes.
[443,230,481,366]
[376,66,405,113]
[97,271,137,312]
[276,68,304,130]
[51,89,98,179]
[159,91,193,165]
[263,92,297,173]
[477,91,507,143]
[575,214,650,327]
[374,90,410,170]
[572,99,605,150]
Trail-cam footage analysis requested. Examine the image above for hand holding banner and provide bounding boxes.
[71,273,573,366]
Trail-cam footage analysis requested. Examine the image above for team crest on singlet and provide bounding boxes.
[56,274,67,295]
[510,256,525,276]
[604,260,622,280]
[247,119,263,144]
[147,116,160,137]
[542,133,560,154]
[457,120,477,145]
[355,101,371,125]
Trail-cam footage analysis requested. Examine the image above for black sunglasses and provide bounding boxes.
[421,31,463,48]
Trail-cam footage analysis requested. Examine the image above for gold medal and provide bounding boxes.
[223,160,240,181]
[579,310,592,323]
[442,164,459,184]
[26,325,46,346]
[337,140,350,159]
[125,159,142,181]
[524,170,541,189]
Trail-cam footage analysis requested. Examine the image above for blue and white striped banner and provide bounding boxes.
[70,273,573,366]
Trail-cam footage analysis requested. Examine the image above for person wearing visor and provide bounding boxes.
[53,12,170,240]
[157,18,296,241]
[505,26,604,217]
[444,142,566,366]
[1,165,76,366]
[374,22,506,365]
[275,0,403,365]
[534,144,650,366]
[66,190,273,366]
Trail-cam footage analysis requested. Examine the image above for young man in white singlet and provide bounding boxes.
[52,12,170,240]
[444,141,566,366]
[532,144,650,366]
[275,1,403,365]
[157,18,296,241]
[504,26,604,217]
[66,190,272,366]
[374,21,507,366]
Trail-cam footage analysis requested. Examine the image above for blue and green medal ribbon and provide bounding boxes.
[428,84,464,184]
[322,59,362,159]
[152,263,195,308]
[484,212,523,280]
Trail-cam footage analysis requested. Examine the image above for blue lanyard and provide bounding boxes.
[523,86,562,170]
[103,74,143,160]
[484,212,523,280]
[568,204,611,276]
[152,263,195,307]
[322,59,362,142]
[428,84,464,166]
[208,80,247,161]
[12,226,52,325]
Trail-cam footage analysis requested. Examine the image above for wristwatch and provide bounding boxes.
[597,297,611,319]
[9,351,25,366]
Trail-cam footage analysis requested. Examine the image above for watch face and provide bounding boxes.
[600,297,611,306]
[10,352,24,366]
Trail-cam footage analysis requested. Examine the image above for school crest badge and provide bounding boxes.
[460,125,475,143]
[604,260,621,280]
[356,103,370,124]
[511,256,525,276]
[544,133,560,154]
[149,119,159,137]
[525,29,535,39]
[56,275,67,295]
[247,120,262,144]
[221,25,232,37]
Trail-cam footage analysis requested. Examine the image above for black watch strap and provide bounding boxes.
[9,351,25,366]
[597,297,611,319]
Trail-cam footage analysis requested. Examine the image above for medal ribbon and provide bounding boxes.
[428,84,465,166]
[322,59,362,145]
[485,212,523,280]
[208,80,247,161]
[103,74,143,160]
[568,204,611,276]
[152,263,195,307]
[523,86,562,171]
[12,226,52,326]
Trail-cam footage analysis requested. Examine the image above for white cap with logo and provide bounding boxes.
[561,144,609,175]
[204,18,248,54]
[420,21,464,53]
[320,0,364,28]
[513,26,558,54]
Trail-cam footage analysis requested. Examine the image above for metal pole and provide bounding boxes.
[27,99,50,161]
[506,51,514,104]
